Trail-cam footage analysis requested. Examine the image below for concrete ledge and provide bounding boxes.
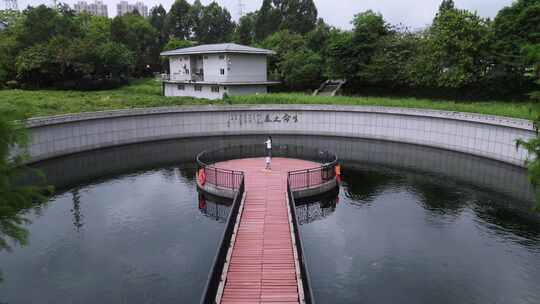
[197,180,236,199]
[24,105,535,167]
[293,179,339,199]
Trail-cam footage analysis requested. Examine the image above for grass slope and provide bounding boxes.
[0,78,535,120]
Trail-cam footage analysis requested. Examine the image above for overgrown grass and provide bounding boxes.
[230,93,537,120]
[0,78,536,120]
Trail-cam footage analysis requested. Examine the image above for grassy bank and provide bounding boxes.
[0,78,535,120]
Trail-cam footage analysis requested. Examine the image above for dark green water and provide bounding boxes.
[0,168,227,304]
[299,167,540,304]
[0,136,539,304]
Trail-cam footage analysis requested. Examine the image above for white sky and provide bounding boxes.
[13,0,514,29]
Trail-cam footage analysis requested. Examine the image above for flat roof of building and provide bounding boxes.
[160,43,276,56]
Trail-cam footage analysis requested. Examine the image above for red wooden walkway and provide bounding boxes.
[213,157,319,304]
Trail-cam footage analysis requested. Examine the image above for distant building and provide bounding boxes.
[74,0,108,17]
[160,43,280,100]
[117,0,148,17]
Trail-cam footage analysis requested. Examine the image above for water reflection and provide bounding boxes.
[341,168,401,207]
[301,167,540,304]
[296,190,340,225]
[0,135,537,303]
[70,189,84,231]
[198,192,231,223]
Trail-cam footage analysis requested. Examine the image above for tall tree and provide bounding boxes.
[193,2,235,44]
[111,13,156,76]
[164,0,192,40]
[149,5,168,69]
[423,4,491,88]
[254,0,281,42]
[280,0,318,34]
[190,0,205,41]
[235,12,256,45]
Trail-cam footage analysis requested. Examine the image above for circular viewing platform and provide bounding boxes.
[196,144,339,199]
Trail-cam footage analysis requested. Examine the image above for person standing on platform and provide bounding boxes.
[264,136,272,170]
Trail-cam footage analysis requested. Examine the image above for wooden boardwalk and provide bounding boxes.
[214,158,319,304]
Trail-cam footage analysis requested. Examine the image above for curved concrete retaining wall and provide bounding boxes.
[26,105,534,167]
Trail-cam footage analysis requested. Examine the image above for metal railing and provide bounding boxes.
[198,144,338,192]
[288,152,338,191]
[200,176,245,304]
[197,151,244,191]
[287,175,316,304]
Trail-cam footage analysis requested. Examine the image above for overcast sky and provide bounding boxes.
[15,0,514,29]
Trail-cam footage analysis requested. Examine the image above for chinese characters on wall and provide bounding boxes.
[227,112,300,128]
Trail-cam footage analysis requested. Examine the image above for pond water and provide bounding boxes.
[0,135,539,304]
[299,167,540,304]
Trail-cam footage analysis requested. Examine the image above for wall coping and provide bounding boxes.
[26,105,535,131]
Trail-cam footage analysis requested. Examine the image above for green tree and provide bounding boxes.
[254,0,281,42]
[163,38,194,52]
[194,2,235,44]
[235,13,256,45]
[279,48,322,90]
[260,30,323,89]
[326,11,390,82]
[164,0,193,40]
[111,13,157,76]
[279,0,318,34]
[490,0,540,97]
[0,9,22,26]
[0,106,52,282]
[149,5,167,45]
[412,4,491,89]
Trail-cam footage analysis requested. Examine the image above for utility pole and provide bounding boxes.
[3,0,18,10]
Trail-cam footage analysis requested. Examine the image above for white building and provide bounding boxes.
[0,21,7,31]
[160,43,279,100]
[74,0,108,17]
[117,0,148,17]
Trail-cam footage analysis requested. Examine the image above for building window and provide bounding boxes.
[220,68,225,75]
[195,85,202,92]
[219,55,225,60]
[198,55,203,60]
[204,56,208,60]
[184,56,189,61]
[223,86,227,91]
[211,86,220,93]
[177,85,185,90]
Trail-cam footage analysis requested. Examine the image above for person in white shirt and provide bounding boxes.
[264,136,272,158]
[264,136,272,170]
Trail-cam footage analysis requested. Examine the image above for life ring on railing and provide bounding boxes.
[335,164,341,183]
[198,168,206,186]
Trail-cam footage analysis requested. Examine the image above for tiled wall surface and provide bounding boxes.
[26,105,534,167]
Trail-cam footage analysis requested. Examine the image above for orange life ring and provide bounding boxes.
[335,165,341,183]
[198,168,206,185]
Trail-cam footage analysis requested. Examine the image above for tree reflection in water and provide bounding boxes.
[340,168,401,207]
[70,189,84,232]
[0,109,52,283]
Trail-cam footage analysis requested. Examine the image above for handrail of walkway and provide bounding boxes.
[197,150,244,191]
[287,175,316,304]
[287,150,338,191]
[200,175,246,304]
